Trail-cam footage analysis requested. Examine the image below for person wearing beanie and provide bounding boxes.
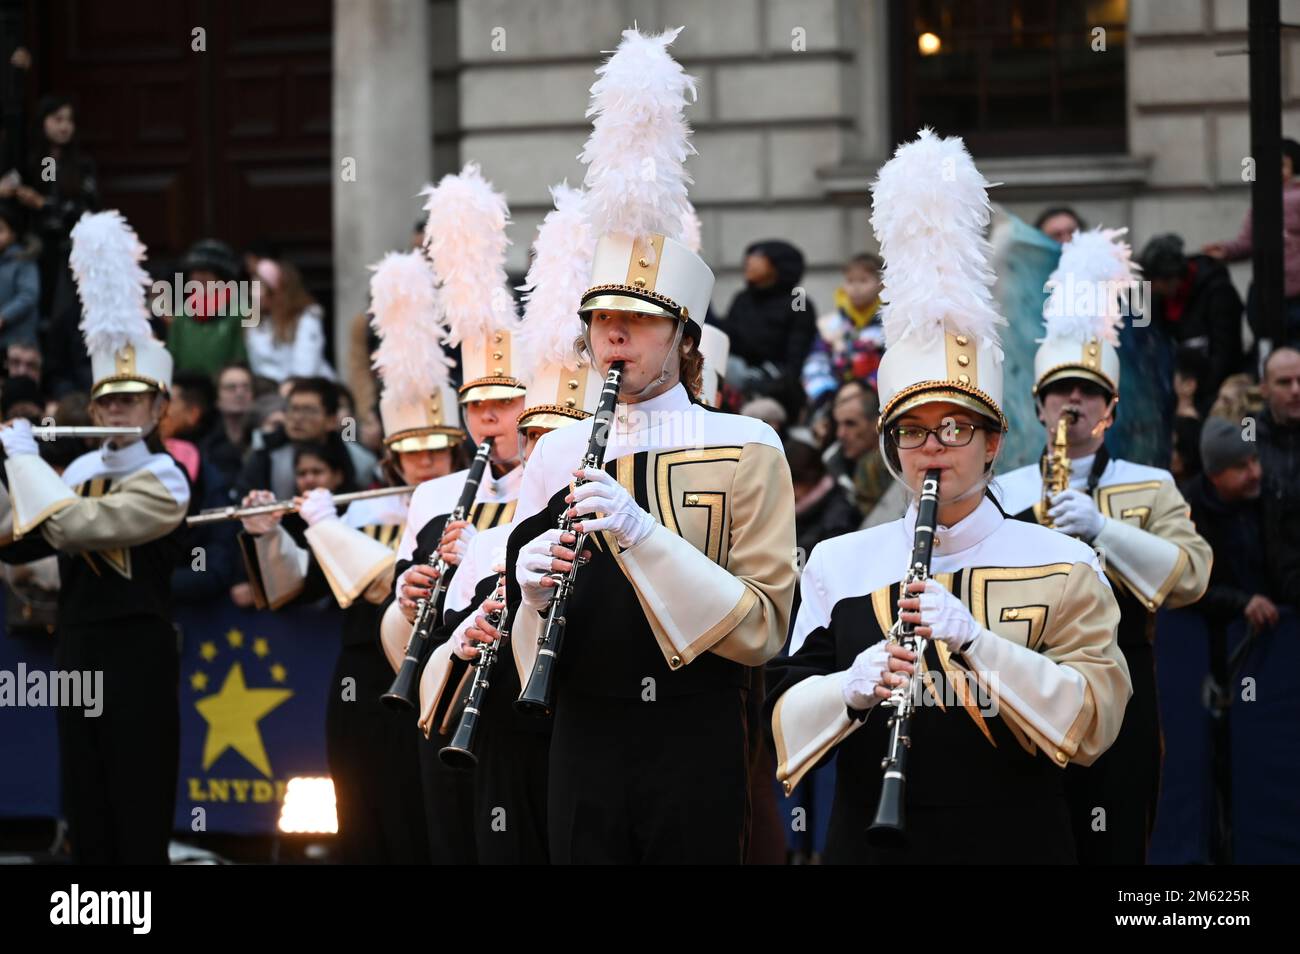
[1182,415,1300,862]
[1183,415,1295,632]
[996,227,1212,865]
[165,238,249,379]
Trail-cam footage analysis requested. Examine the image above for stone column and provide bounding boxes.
[332,0,433,370]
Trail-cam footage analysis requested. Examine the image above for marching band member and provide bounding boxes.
[766,130,1132,864]
[504,27,798,864]
[994,227,1212,864]
[381,162,529,865]
[236,250,460,864]
[422,181,601,864]
[0,211,190,864]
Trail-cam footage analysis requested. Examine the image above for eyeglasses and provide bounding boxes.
[286,403,325,418]
[888,421,989,449]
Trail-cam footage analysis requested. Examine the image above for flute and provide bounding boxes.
[28,426,144,439]
[186,484,413,526]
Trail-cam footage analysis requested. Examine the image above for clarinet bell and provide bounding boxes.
[867,776,907,847]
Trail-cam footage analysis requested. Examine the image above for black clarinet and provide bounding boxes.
[382,440,494,710]
[867,468,941,845]
[515,361,624,717]
[439,576,509,769]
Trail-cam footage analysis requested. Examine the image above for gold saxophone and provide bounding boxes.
[1035,408,1078,527]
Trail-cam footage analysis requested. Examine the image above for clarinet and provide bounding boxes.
[439,576,509,769]
[381,440,494,711]
[515,361,624,717]
[867,468,941,845]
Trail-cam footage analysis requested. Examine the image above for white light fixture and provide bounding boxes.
[277,776,338,834]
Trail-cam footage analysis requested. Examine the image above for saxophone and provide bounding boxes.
[1035,408,1078,527]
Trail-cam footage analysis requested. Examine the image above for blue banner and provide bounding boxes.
[0,592,339,836]
[173,601,338,834]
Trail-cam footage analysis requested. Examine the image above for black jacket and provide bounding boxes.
[715,240,816,415]
[796,482,860,560]
[1153,255,1244,413]
[1257,407,1300,508]
[1181,473,1300,624]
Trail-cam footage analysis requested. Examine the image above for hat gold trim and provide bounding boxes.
[1034,363,1117,398]
[385,427,465,453]
[518,405,592,432]
[458,377,527,404]
[881,380,1008,432]
[91,375,165,400]
[579,286,687,323]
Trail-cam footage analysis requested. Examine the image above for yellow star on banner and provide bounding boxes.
[190,671,209,692]
[195,662,292,777]
[269,663,287,683]
[226,628,244,649]
[253,637,270,658]
[200,641,218,662]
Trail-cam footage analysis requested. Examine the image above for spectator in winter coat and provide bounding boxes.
[801,252,885,407]
[716,239,816,418]
[1139,233,1245,415]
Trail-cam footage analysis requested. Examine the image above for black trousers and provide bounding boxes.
[326,643,429,864]
[56,616,179,865]
[419,727,477,864]
[548,688,749,864]
[1066,640,1162,864]
[470,649,550,865]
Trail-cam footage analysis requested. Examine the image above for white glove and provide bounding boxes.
[443,520,477,562]
[842,640,890,712]
[917,579,983,652]
[1048,488,1104,541]
[0,418,38,458]
[239,490,283,536]
[516,528,571,609]
[569,467,656,549]
[450,614,477,661]
[299,487,338,527]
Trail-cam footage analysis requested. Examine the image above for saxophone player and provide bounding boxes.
[766,130,1130,864]
[996,227,1212,864]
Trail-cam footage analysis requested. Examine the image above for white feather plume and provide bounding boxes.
[580,26,697,243]
[679,201,702,254]
[870,128,1004,356]
[1042,226,1139,346]
[68,210,153,355]
[369,250,452,406]
[421,162,518,346]
[517,182,595,378]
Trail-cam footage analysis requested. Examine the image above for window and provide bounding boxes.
[894,0,1128,156]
